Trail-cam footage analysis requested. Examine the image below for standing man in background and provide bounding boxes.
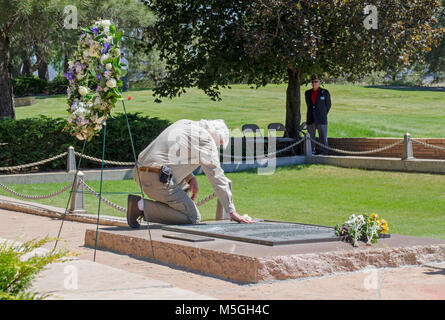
[305,74,331,155]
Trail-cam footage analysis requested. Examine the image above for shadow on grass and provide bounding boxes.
[366,85,445,92]
[230,163,313,175]
[33,94,66,100]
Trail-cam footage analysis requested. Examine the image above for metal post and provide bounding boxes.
[69,171,87,214]
[304,133,312,157]
[215,182,231,220]
[67,146,76,173]
[402,133,414,160]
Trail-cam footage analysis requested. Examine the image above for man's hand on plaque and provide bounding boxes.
[230,211,255,224]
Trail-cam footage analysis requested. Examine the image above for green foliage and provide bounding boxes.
[142,0,443,100]
[12,76,69,97]
[0,113,170,172]
[0,236,74,300]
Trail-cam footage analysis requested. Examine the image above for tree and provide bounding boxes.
[426,0,445,82]
[142,0,443,137]
[0,0,154,120]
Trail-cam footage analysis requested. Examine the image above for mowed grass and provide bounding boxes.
[16,84,445,138]
[6,84,445,240]
[1,165,444,239]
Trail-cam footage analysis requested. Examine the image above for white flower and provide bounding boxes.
[100,54,109,63]
[100,20,111,28]
[106,79,117,88]
[89,48,98,57]
[78,86,88,96]
[115,48,120,56]
[76,73,84,81]
[106,63,113,70]
[83,50,89,58]
[73,107,86,116]
[93,96,100,105]
[68,61,74,69]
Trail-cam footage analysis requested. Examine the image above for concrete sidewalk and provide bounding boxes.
[1,208,445,300]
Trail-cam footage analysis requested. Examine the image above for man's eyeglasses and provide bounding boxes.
[312,80,320,83]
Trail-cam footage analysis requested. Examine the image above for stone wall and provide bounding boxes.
[326,138,445,160]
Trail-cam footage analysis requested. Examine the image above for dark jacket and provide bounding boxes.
[305,88,331,125]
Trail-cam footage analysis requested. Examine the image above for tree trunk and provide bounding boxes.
[22,50,33,76]
[38,60,49,81]
[285,67,301,138]
[0,32,15,120]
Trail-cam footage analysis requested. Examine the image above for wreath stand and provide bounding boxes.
[54,99,155,261]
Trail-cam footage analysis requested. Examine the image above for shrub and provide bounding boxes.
[0,237,74,300]
[12,76,48,97]
[12,76,70,97]
[0,113,171,173]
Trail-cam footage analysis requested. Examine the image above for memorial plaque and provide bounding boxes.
[162,233,215,243]
[162,221,341,246]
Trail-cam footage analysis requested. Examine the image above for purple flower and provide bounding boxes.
[96,73,101,81]
[96,85,102,92]
[64,70,74,82]
[70,101,78,111]
[91,27,99,36]
[102,43,112,54]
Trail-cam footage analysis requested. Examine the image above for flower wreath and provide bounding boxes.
[64,20,125,141]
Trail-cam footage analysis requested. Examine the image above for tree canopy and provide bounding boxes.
[142,0,444,137]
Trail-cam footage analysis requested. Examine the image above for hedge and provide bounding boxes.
[0,113,171,173]
[12,76,69,97]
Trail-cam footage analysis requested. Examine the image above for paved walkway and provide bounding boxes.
[1,208,445,300]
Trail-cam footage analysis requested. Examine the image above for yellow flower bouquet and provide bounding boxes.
[335,213,389,247]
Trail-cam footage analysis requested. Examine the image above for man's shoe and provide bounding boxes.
[127,194,144,228]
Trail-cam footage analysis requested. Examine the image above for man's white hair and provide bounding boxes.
[198,119,230,149]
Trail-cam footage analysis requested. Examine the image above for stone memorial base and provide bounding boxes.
[84,221,445,283]
[14,96,36,107]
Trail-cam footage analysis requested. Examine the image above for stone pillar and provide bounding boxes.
[304,133,312,157]
[402,133,414,160]
[69,171,87,214]
[66,146,76,173]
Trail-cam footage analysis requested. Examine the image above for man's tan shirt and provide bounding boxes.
[137,119,236,214]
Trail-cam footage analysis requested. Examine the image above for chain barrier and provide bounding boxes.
[0,182,73,200]
[309,138,404,155]
[0,138,303,173]
[0,152,68,172]
[411,139,445,151]
[80,180,128,213]
[74,152,135,166]
[195,192,217,207]
[222,138,304,160]
[1,136,444,173]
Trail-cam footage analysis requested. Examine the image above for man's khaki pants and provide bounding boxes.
[132,167,201,224]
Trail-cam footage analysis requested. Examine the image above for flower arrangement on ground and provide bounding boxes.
[335,213,389,247]
[64,20,126,141]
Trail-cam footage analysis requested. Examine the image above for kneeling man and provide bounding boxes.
[127,119,253,227]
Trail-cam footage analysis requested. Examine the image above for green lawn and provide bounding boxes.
[2,164,444,239]
[6,84,445,240]
[16,84,445,138]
